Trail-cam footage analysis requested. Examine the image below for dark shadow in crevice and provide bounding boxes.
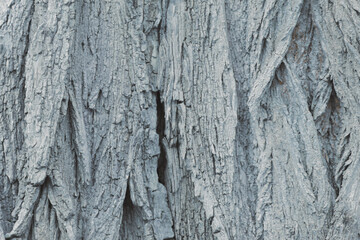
[66,98,80,189]
[123,181,134,210]
[155,91,176,239]
[155,91,167,186]
[120,181,143,239]
[119,181,133,237]
[327,81,341,197]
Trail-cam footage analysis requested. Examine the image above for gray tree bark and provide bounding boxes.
[0,0,359,239]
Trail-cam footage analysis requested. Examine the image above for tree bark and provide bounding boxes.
[1,0,359,239]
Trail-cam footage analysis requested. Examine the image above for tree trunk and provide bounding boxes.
[1,0,359,239]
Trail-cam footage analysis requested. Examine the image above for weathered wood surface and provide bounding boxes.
[0,0,359,239]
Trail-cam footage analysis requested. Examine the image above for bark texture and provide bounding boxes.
[1,0,360,239]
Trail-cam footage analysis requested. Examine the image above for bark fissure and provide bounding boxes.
[156,91,167,186]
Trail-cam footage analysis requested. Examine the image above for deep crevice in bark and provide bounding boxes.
[120,181,143,239]
[66,98,79,189]
[19,2,34,85]
[156,91,167,186]
[123,182,134,213]
[327,81,341,197]
[18,2,34,132]
[119,182,133,238]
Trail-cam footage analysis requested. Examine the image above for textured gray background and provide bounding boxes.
[0,0,360,239]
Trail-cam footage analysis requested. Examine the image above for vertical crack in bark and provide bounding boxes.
[123,181,134,215]
[120,180,142,239]
[327,81,341,197]
[66,98,79,192]
[19,1,34,81]
[18,2,34,138]
[156,91,167,186]
[155,91,176,239]
[119,181,132,237]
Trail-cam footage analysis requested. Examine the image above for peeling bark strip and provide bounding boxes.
[0,0,360,239]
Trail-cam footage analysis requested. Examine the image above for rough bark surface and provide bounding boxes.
[0,0,359,239]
